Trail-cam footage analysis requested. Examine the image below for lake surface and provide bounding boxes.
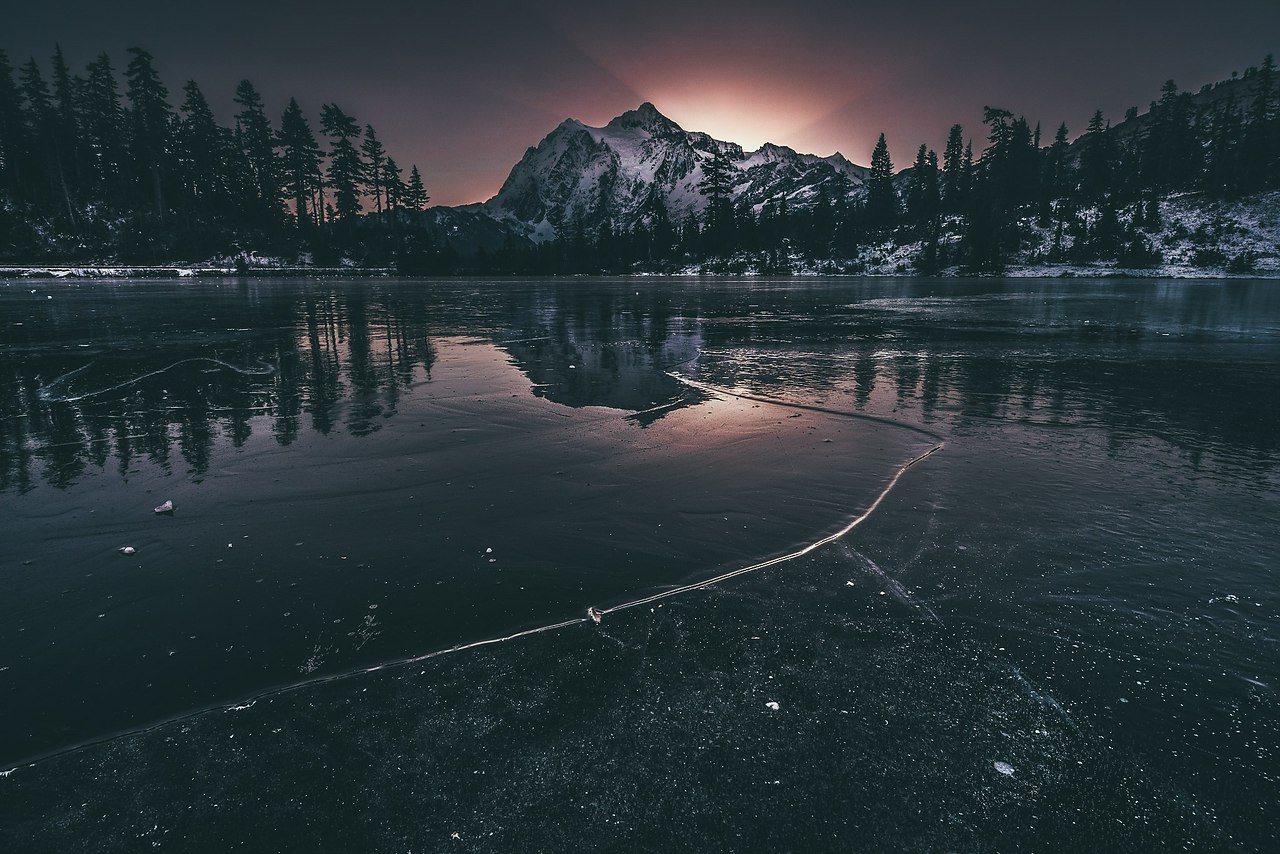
[1,276,1278,851]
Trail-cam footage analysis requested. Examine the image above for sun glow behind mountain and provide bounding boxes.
[639,82,845,154]
[533,3,877,167]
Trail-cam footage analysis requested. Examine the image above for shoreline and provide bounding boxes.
[3,264,1278,280]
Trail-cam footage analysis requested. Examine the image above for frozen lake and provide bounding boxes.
[2,276,1278,850]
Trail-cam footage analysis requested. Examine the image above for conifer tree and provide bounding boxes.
[233,80,281,229]
[907,144,940,228]
[175,80,224,212]
[360,124,387,213]
[942,124,966,211]
[49,46,83,202]
[697,147,735,248]
[1044,122,1071,198]
[319,103,363,220]
[1079,110,1113,199]
[277,98,321,229]
[865,133,898,230]
[20,59,58,206]
[0,50,28,199]
[124,47,174,218]
[1242,54,1277,190]
[79,52,125,201]
[1141,81,1199,191]
[382,156,405,212]
[404,164,428,211]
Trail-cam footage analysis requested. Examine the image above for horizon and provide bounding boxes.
[4,0,1278,206]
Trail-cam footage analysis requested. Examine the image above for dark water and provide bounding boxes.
[1,277,1277,851]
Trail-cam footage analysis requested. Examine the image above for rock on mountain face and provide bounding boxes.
[424,103,869,248]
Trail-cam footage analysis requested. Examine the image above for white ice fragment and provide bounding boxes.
[119,546,136,555]
[845,581,856,587]
[154,499,174,514]
[568,364,576,369]
[765,701,780,711]
[485,547,493,554]
[994,761,1015,776]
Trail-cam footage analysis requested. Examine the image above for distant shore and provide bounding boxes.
[3,264,1278,280]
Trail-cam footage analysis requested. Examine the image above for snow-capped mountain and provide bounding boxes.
[421,102,869,247]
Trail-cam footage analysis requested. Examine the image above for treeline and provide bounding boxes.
[0,45,433,264]
[473,56,1280,275]
[2,46,1278,274]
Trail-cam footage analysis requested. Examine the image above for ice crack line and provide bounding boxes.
[665,371,945,441]
[3,391,943,775]
[600,443,943,616]
[36,358,275,403]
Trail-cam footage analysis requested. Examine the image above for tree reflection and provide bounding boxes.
[1,277,1277,493]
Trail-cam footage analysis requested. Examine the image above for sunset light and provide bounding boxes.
[3,2,1279,850]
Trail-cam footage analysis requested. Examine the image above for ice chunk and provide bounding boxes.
[765,701,780,711]
[994,761,1015,776]
[119,546,136,555]
[154,500,174,514]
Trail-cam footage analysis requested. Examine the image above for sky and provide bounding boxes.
[5,1,1278,206]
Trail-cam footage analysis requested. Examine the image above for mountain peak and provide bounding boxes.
[606,101,680,133]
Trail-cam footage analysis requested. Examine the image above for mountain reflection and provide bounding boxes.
[1,277,1277,493]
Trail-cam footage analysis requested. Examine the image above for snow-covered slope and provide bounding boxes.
[478,102,867,243]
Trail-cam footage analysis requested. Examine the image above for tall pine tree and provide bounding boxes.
[865,133,898,230]
[233,80,281,231]
[404,164,428,211]
[360,124,387,213]
[277,98,321,230]
[124,47,174,219]
[319,103,363,221]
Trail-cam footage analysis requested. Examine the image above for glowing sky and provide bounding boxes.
[5,0,1278,205]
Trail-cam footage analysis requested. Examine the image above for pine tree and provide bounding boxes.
[124,47,174,219]
[360,124,386,213]
[907,144,940,227]
[1044,122,1071,198]
[697,146,735,249]
[1141,81,1199,191]
[979,107,1038,210]
[1203,93,1244,197]
[175,80,224,214]
[403,164,428,211]
[1079,110,1113,200]
[865,133,898,230]
[0,50,28,199]
[942,124,966,211]
[382,156,405,212]
[233,80,281,230]
[20,59,57,205]
[277,98,321,229]
[79,52,125,202]
[1242,54,1277,191]
[319,103,363,221]
[49,46,83,203]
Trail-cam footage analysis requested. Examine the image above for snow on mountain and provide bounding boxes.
[471,102,867,244]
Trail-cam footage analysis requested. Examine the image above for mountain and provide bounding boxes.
[420,102,869,248]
